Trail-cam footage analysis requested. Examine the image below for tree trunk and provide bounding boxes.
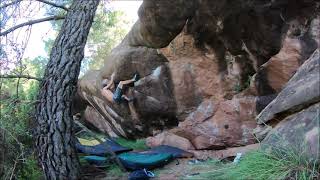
[35,0,99,179]
[0,129,4,178]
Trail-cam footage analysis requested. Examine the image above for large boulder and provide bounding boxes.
[146,132,195,150]
[161,31,255,120]
[178,97,258,150]
[77,0,319,144]
[262,103,319,162]
[127,0,195,48]
[99,44,169,83]
[78,45,178,138]
[255,48,320,162]
[146,93,280,150]
[148,97,262,150]
[257,49,320,124]
[83,106,118,138]
[252,17,319,96]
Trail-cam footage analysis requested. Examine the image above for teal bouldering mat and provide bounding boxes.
[118,152,173,170]
[80,155,108,166]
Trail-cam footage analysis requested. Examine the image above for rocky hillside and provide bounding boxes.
[76,0,319,159]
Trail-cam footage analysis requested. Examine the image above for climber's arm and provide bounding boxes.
[105,72,115,90]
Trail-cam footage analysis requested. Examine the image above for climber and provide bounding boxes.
[101,72,140,104]
[101,72,141,123]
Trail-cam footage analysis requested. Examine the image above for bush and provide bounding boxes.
[17,156,43,180]
[0,76,41,179]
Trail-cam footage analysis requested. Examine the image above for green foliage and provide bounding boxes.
[44,38,55,56]
[0,54,47,179]
[84,8,133,71]
[17,155,43,180]
[0,97,36,179]
[114,138,147,150]
[106,164,123,177]
[233,75,252,93]
[233,82,243,93]
[0,90,36,179]
[243,75,252,89]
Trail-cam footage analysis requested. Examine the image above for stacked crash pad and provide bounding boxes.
[118,152,173,170]
[77,138,193,170]
[76,138,133,156]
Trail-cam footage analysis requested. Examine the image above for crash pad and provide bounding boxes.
[81,155,108,166]
[77,138,103,146]
[146,145,194,158]
[118,152,173,170]
[76,138,132,156]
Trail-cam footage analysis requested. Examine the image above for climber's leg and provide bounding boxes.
[128,101,140,123]
[118,79,135,88]
[117,73,140,88]
[124,88,140,122]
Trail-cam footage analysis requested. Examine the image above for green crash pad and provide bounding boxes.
[118,152,173,170]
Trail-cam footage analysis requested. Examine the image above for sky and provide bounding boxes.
[23,0,142,59]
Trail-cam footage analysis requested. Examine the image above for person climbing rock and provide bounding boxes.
[101,72,140,104]
[101,72,141,123]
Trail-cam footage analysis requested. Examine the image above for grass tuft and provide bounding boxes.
[106,164,124,177]
[114,138,147,150]
[185,149,319,180]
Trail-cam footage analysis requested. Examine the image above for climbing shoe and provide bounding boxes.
[128,169,154,180]
[133,72,140,82]
[126,97,135,102]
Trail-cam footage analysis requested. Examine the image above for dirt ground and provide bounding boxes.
[92,158,217,180]
[154,158,203,180]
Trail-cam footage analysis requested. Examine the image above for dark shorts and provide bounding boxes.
[113,86,123,103]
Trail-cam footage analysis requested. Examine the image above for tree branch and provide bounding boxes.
[0,15,65,36]
[34,0,69,11]
[0,0,22,9]
[0,75,42,81]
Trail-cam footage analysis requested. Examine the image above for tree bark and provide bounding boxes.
[35,0,99,179]
[0,129,4,178]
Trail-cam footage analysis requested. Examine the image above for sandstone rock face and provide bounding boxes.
[83,106,118,138]
[167,54,222,119]
[262,103,320,162]
[78,45,178,138]
[146,132,195,150]
[257,49,320,124]
[151,98,259,150]
[253,18,319,96]
[256,49,320,161]
[99,44,169,82]
[78,0,320,152]
[127,0,195,48]
[79,62,178,139]
[161,31,253,120]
